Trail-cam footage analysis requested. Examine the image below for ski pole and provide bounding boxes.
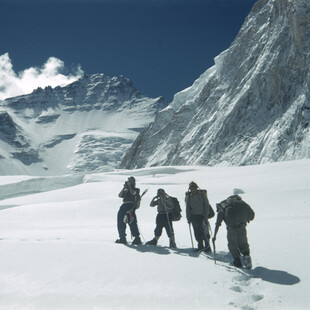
[189,223,194,250]
[164,197,174,241]
[133,188,148,242]
[212,239,217,264]
[165,211,173,234]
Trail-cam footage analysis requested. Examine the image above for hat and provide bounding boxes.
[128,176,135,182]
[157,188,165,196]
[189,181,198,189]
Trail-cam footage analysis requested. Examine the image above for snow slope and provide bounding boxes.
[0,160,309,309]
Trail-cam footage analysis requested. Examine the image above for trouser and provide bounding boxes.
[154,213,174,238]
[227,223,250,260]
[117,202,140,239]
[190,215,210,245]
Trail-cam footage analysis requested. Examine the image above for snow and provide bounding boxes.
[0,159,309,309]
[170,66,216,112]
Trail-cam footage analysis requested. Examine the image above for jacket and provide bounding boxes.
[185,189,210,219]
[150,195,174,214]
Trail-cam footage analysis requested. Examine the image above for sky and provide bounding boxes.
[0,0,258,101]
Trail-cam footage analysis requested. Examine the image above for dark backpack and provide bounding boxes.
[199,190,215,219]
[208,204,215,219]
[170,197,182,221]
[134,189,141,209]
[219,195,255,226]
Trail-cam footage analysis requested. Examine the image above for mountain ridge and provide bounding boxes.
[120,0,310,169]
[0,73,167,175]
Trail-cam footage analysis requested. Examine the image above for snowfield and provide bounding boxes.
[0,160,309,310]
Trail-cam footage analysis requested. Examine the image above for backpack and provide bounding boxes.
[199,190,215,219]
[219,195,255,226]
[170,197,182,221]
[134,189,141,209]
[208,204,215,219]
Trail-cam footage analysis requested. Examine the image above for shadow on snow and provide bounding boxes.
[127,244,301,286]
[215,250,300,286]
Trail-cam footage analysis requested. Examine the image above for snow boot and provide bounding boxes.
[232,257,242,268]
[194,242,204,252]
[115,237,127,245]
[132,236,142,245]
[146,238,158,245]
[243,255,252,269]
[204,245,212,253]
[169,236,177,248]
[204,239,212,253]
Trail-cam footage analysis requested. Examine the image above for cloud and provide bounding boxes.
[0,53,84,100]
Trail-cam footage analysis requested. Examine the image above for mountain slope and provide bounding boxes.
[0,74,167,175]
[120,0,310,169]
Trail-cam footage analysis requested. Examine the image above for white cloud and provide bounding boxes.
[0,53,84,100]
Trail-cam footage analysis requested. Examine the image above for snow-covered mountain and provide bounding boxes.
[120,0,310,169]
[0,74,167,175]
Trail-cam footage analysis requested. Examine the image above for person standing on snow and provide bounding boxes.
[115,176,142,245]
[212,195,254,269]
[185,182,212,252]
[146,188,177,248]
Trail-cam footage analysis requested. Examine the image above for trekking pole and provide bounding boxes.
[212,239,217,264]
[136,221,146,243]
[134,188,148,242]
[163,196,175,246]
[189,223,194,250]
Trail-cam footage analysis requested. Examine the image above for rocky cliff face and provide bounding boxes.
[120,0,310,169]
[0,74,167,175]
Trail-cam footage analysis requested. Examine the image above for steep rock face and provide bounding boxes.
[121,0,310,169]
[0,74,167,175]
[0,111,27,147]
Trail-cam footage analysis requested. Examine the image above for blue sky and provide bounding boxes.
[0,0,258,101]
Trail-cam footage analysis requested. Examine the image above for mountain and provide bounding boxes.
[120,0,310,169]
[0,74,167,175]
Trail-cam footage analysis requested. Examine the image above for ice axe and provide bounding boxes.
[141,188,148,198]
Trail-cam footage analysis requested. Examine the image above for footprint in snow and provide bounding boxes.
[251,294,264,302]
[230,285,243,293]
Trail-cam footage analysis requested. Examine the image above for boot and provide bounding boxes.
[204,239,212,253]
[194,242,204,252]
[132,236,142,245]
[146,238,158,245]
[232,256,242,268]
[243,255,252,269]
[115,237,127,244]
[169,235,177,248]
